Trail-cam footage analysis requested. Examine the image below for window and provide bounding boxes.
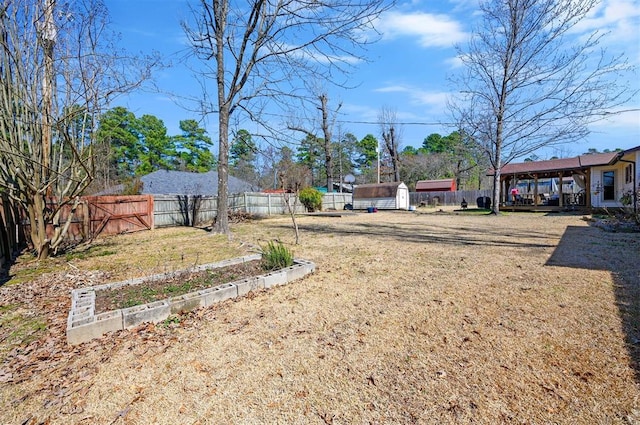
[603,171,615,200]
[625,164,633,184]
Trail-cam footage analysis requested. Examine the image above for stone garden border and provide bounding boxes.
[66,254,315,345]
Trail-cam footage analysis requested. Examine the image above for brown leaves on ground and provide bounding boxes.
[1,211,639,424]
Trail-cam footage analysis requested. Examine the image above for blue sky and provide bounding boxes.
[105,0,640,160]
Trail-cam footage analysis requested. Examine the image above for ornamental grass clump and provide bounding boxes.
[260,240,294,271]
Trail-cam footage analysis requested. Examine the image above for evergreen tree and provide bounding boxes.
[173,119,216,172]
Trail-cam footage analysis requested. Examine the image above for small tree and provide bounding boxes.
[299,187,323,212]
[278,155,312,245]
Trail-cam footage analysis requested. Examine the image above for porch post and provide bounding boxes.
[558,171,564,207]
[585,169,591,210]
[502,177,507,205]
[533,175,539,206]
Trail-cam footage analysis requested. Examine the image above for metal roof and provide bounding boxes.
[415,179,456,191]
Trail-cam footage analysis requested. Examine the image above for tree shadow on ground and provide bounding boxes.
[546,225,640,382]
[279,219,557,250]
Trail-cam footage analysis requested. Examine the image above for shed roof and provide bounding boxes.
[496,151,619,176]
[415,179,456,191]
[353,182,404,199]
[141,170,257,195]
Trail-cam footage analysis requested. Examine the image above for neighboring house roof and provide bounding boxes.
[141,170,257,195]
[415,179,456,192]
[353,182,405,199]
[496,152,619,176]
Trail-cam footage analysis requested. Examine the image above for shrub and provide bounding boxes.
[261,240,294,271]
[299,187,323,212]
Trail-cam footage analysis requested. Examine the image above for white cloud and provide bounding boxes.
[444,55,464,69]
[575,0,640,34]
[589,107,640,129]
[376,11,468,48]
[571,0,640,64]
[374,84,450,108]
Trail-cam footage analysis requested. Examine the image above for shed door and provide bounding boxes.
[398,188,408,209]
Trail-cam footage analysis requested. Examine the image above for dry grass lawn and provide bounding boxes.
[1,209,639,424]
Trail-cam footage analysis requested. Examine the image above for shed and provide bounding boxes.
[415,178,456,192]
[353,182,410,210]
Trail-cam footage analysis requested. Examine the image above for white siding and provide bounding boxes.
[353,198,396,210]
[591,164,626,208]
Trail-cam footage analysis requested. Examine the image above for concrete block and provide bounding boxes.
[235,276,265,296]
[199,283,237,306]
[295,259,316,272]
[70,315,94,327]
[122,300,170,328]
[67,310,122,345]
[284,265,310,282]
[71,308,93,322]
[263,270,287,289]
[170,292,206,314]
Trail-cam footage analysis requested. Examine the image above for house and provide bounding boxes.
[592,146,638,211]
[140,170,258,195]
[495,146,639,210]
[415,178,456,192]
[352,182,410,210]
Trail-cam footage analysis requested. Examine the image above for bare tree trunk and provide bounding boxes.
[41,0,55,179]
[30,195,50,260]
[214,106,230,233]
[212,0,230,234]
[319,94,334,192]
[379,107,402,183]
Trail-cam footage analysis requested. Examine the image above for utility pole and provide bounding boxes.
[376,142,380,184]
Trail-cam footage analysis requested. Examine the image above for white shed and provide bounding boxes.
[352,182,410,210]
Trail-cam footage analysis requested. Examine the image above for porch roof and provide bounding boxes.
[493,152,619,178]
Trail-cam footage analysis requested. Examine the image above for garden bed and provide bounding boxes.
[95,260,264,313]
[66,254,315,345]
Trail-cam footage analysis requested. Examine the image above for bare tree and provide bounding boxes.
[278,149,312,244]
[451,0,633,214]
[182,0,389,234]
[0,0,156,259]
[379,107,402,182]
[289,93,342,192]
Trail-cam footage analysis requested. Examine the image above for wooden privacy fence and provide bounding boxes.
[23,195,154,244]
[1,195,153,266]
[82,195,154,238]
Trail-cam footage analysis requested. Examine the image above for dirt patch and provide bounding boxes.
[94,260,264,313]
[1,212,639,424]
